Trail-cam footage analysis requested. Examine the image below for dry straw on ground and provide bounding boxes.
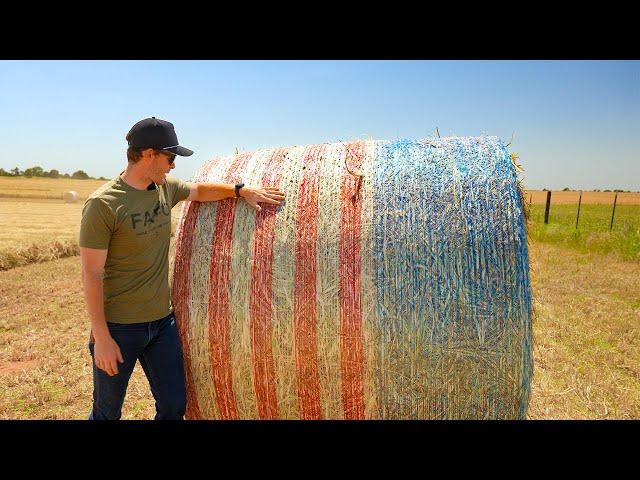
[172,136,533,419]
[0,240,79,271]
[2,240,637,419]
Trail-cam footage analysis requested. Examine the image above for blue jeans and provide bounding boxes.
[88,311,186,420]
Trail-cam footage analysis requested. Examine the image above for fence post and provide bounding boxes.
[610,192,618,231]
[575,190,582,229]
[544,190,551,224]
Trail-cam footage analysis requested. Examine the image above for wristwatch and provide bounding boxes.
[235,183,245,198]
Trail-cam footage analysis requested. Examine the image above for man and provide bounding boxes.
[80,117,285,420]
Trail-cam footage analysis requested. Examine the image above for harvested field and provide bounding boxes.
[0,198,85,251]
[0,177,108,201]
[525,190,640,205]
[0,196,182,270]
[527,242,639,419]
[0,241,638,419]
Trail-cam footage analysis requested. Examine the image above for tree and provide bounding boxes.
[0,168,10,176]
[71,170,90,179]
[562,187,570,191]
[11,167,21,176]
[48,169,60,179]
[23,166,44,178]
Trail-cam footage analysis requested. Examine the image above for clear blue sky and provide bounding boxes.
[0,60,638,190]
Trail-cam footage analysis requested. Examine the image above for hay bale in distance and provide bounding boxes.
[62,191,78,203]
[172,136,533,419]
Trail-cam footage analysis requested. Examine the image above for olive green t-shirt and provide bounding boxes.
[79,174,191,324]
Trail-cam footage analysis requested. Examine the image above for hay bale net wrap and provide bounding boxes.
[63,190,78,203]
[171,136,532,419]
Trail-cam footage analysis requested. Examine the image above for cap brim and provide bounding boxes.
[163,145,194,156]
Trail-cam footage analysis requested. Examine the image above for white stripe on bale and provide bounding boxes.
[270,145,307,418]
[228,148,272,419]
[359,140,379,419]
[315,142,344,419]
[186,154,237,419]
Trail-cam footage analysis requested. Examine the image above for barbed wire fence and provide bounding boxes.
[524,190,637,231]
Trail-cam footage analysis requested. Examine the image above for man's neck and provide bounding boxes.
[121,164,154,191]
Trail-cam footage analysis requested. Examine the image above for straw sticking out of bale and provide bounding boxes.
[172,136,533,419]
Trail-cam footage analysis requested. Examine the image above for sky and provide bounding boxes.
[0,60,638,191]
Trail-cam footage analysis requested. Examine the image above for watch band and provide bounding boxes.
[235,183,245,198]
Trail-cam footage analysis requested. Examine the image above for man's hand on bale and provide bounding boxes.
[240,186,286,212]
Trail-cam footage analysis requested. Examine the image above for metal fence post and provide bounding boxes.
[576,190,582,229]
[544,190,551,224]
[610,192,618,231]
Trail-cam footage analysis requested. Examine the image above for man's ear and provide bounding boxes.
[141,148,155,161]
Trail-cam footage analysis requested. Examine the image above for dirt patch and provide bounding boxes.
[0,359,38,376]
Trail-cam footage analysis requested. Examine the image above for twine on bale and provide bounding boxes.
[341,140,364,202]
[172,136,533,419]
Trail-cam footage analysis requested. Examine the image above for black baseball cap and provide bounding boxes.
[126,117,194,156]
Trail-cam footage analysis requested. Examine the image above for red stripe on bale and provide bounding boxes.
[172,199,202,420]
[293,145,326,420]
[207,152,253,419]
[249,148,289,419]
[339,141,366,419]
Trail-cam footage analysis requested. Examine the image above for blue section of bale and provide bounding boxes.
[371,137,532,419]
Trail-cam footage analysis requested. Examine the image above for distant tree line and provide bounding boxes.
[0,166,107,180]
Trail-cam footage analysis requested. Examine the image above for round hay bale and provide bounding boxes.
[172,137,533,419]
[62,191,78,203]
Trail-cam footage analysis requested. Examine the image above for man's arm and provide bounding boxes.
[80,246,123,377]
[185,182,285,212]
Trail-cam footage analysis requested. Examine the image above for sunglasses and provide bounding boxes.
[156,150,176,165]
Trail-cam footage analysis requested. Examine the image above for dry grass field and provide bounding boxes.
[0,240,638,419]
[0,197,182,251]
[525,190,639,205]
[0,194,182,271]
[0,177,108,201]
[0,178,108,271]
[0,179,638,419]
[0,198,85,251]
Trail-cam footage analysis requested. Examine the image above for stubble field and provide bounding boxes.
[0,181,638,419]
[0,177,107,201]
